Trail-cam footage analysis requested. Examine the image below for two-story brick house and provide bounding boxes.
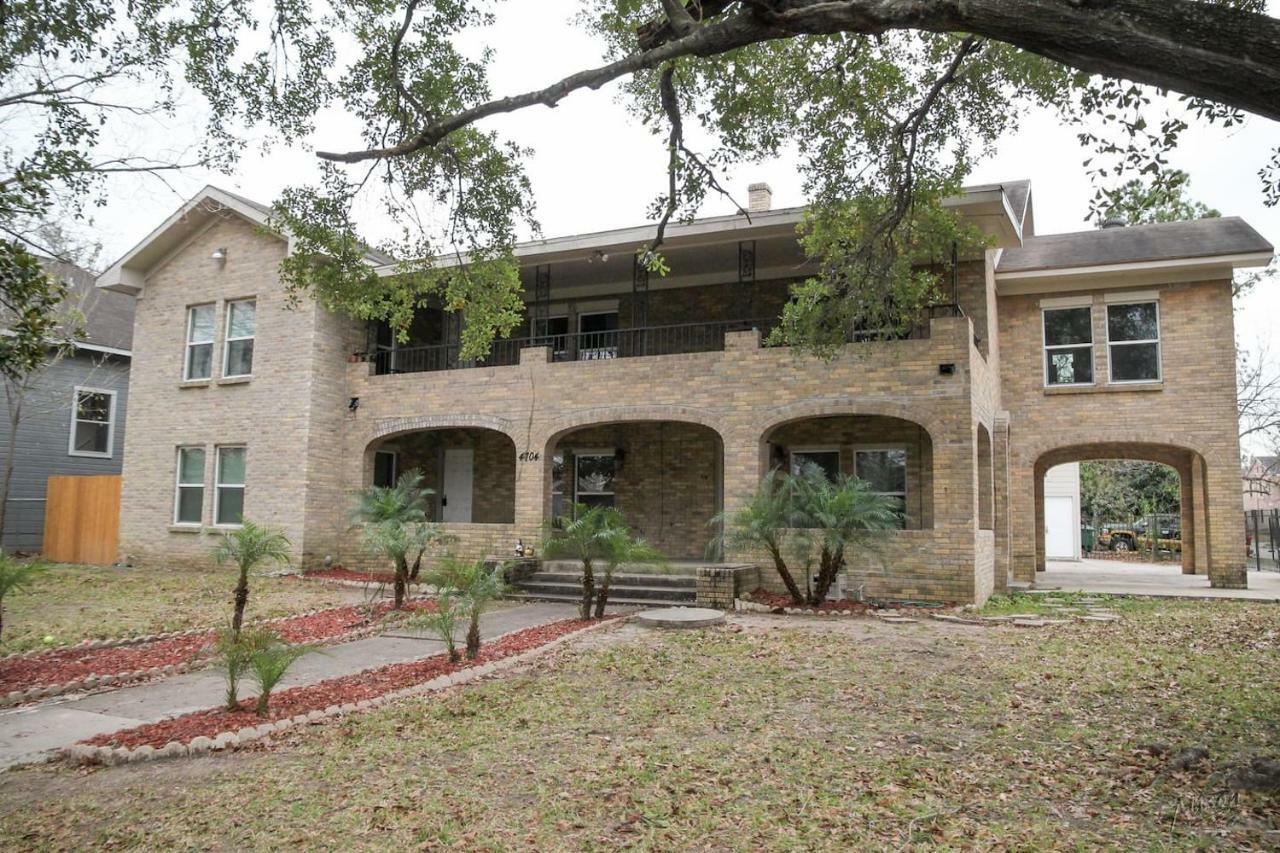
[96,181,1272,604]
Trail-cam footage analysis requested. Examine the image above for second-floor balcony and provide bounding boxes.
[364,305,966,376]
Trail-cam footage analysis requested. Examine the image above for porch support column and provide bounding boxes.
[992,414,1012,593]
[1177,457,1197,575]
[718,426,764,563]
[1205,452,1248,588]
[1189,454,1211,575]
[1009,461,1038,584]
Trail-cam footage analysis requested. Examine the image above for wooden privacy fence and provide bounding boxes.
[42,475,121,564]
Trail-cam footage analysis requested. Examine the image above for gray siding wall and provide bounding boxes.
[0,351,131,551]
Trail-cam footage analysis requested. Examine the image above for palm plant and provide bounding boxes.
[541,504,631,620]
[0,554,47,643]
[353,469,446,607]
[428,557,507,658]
[712,465,901,605]
[248,636,317,715]
[710,467,807,604]
[212,520,292,635]
[790,466,902,602]
[213,626,275,710]
[593,523,664,619]
[410,588,464,662]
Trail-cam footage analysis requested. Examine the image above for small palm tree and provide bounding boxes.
[711,467,807,604]
[212,520,292,635]
[213,626,275,710]
[0,554,48,643]
[248,636,317,715]
[542,504,658,619]
[712,464,900,605]
[410,589,465,662]
[594,522,664,619]
[429,557,507,658]
[353,469,447,606]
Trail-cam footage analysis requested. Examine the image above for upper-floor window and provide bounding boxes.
[1107,301,1161,383]
[214,446,246,526]
[223,299,256,377]
[1043,306,1094,386]
[174,446,205,525]
[68,387,116,457]
[185,304,215,380]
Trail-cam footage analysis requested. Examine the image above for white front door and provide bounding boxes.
[441,449,474,523]
[1045,496,1075,560]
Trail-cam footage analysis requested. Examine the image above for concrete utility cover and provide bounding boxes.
[635,607,726,629]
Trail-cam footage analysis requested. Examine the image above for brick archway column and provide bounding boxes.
[992,414,1012,592]
[1204,453,1247,588]
[1190,454,1210,575]
[718,428,765,562]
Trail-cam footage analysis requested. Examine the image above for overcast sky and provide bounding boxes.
[90,0,1279,422]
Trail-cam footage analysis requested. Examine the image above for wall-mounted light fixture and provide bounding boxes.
[587,249,610,264]
[210,248,227,265]
[348,396,360,412]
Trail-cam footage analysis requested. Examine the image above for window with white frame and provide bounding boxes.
[223,299,256,377]
[68,387,115,457]
[174,447,206,525]
[1107,300,1161,383]
[214,446,246,525]
[185,304,215,380]
[854,448,907,528]
[574,451,616,509]
[1042,305,1094,386]
[551,452,567,520]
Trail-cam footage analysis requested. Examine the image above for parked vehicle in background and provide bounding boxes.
[1097,514,1181,554]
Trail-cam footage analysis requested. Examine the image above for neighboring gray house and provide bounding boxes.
[0,258,134,552]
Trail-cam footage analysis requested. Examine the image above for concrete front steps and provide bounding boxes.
[509,566,697,607]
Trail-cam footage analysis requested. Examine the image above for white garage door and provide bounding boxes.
[1045,496,1076,560]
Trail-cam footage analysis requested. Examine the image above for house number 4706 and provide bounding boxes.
[518,451,541,462]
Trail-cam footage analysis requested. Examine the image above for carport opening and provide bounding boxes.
[1079,460,1182,561]
[366,427,516,524]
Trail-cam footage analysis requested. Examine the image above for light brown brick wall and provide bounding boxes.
[998,278,1246,587]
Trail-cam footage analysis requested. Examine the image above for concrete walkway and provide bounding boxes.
[1035,559,1280,601]
[0,602,580,770]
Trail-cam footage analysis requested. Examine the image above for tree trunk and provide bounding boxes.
[393,556,408,609]
[0,399,21,547]
[809,546,844,605]
[255,692,270,716]
[579,558,595,620]
[594,565,613,620]
[231,564,250,635]
[766,542,805,605]
[408,548,423,581]
[465,609,481,659]
[0,602,5,643]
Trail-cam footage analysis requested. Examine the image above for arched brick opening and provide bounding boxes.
[1032,442,1204,576]
[543,418,725,560]
[977,424,994,531]
[366,427,517,524]
[760,413,936,530]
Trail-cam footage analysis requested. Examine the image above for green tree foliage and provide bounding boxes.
[213,626,275,711]
[713,464,900,605]
[8,2,1278,355]
[211,520,293,636]
[0,555,47,643]
[1097,170,1220,227]
[410,588,464,663]
[1079,461,1181,527]
[353,468,451,607]
[247,636,317,716]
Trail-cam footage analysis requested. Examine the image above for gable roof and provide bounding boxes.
[44,257,135,352]
[998,217,1273,274]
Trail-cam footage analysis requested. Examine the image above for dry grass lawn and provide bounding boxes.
[0,600,1277,849]
[0,563,367,653]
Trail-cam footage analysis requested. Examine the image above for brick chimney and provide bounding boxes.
[747,182,773,213]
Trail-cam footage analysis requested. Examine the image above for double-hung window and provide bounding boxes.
[791,448,842,482]
[68,387,115,457]
[174,447,205,525]
[185,304,215,380]
[854,448,907,528]
[223,299,256,377]
[1042,305,1094,386]
[1107,300,1161,383]
[551,453,567,520]
[214,446,246,526]
[574,451,616,509]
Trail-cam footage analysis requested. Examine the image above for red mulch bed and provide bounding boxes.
[0,600,436,694]
[299,567,396,584]
[85,617,605,749]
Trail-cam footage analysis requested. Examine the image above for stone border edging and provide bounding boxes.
[1,597,436,709]
[59,615,631,768]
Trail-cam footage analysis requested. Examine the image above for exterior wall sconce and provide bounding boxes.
[348,396,360,412]
[210,248,227,265]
